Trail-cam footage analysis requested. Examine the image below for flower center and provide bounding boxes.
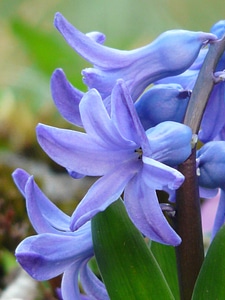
[135,147,143,159]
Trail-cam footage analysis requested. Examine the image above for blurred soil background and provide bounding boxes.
[0,0,224,298]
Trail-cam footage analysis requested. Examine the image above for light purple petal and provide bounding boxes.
[82,68,120,100]
[36,124,135,176]
[155,69,197,89]
[86,31,106,44]
[55,12,217,101]
[61,260,83,300]
[154,48,206,89]
[25,176,70,233]
[212,189,225,240]
[79,88,136,149]
[124,172,181,245]
[12,169,70,233]
[54,12,131,69]
[199,186,218,199]
[146,121,192,166]
[70,160,140,230]
[199,82,225,143]
[80,296,91,300]
[197,141,225,189]
[110,80,150,154]
[135,84,190,130]
[211,20,225,39]
[142,156,184,190]
[12,168,30,197]
[80,261,109,300]
[81,29,217,100]
[15,229,93,280]
[67,168,85,179]
[55,12,217,75]
[51,68,83,126]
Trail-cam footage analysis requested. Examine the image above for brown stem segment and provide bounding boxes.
[175,35,225,300]
[175,149,204,300]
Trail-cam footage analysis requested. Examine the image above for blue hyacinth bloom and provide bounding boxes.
[36,79,192,246]
[54,12,216,101]
[12,169,109,300]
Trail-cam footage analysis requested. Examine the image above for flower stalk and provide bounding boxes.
[175,35,225,300]
[175,148,204,300]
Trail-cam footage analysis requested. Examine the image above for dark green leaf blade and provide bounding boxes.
[192,225,225,300]
[92,199,175,300]
[151,241,179,299]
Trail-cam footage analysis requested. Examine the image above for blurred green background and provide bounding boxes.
[0,0,224,298]
[0,0,224,151]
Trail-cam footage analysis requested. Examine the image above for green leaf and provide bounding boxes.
[92,199,175,300]
[192,225,225,300]
[151,241,179,299]
[0,249,17,274]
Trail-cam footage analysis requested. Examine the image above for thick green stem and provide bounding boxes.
[175,35,225,300]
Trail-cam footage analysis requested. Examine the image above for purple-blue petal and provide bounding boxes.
[211,20,225,39]
[197,141,225,189]
[70,160,140,231]
[79,88,136,149]
[54,12,131,69]
[61,260,84,300]
[199,82,225,143]
[51,68,83,126]
[155,48,207,88]
[110,80,151,154]
[54,12,217,100]
[12,168,30,197]
[212,189,225,240]
[12,169,70,233]
[199,186,219,199]
[124,172,181,245]
[85,31,106,44]
[15,230,93,280]
[67,168,86,179]
[82,30,217,100]
[142,157,184,190]
[36,124,135,176]
[146,121,192,166]
[135,84,190,130]
[80,262,109,300]
[154,68,198,90]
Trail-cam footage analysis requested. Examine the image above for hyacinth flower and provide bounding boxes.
[36,79,193,246]
[51,71,191,132]
[153,75,225,143]
[155,20,225,88]
[135,83,191,130]
[12,168,109,300]
[197,141,225,240]
[54,12,217,101]
[156,20,225,143]
[51,30,107,128]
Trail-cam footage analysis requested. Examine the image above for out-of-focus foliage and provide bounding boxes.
[0,0,224,151]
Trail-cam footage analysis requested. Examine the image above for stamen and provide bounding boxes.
[160,203,176,218]
[134,147,143,159]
